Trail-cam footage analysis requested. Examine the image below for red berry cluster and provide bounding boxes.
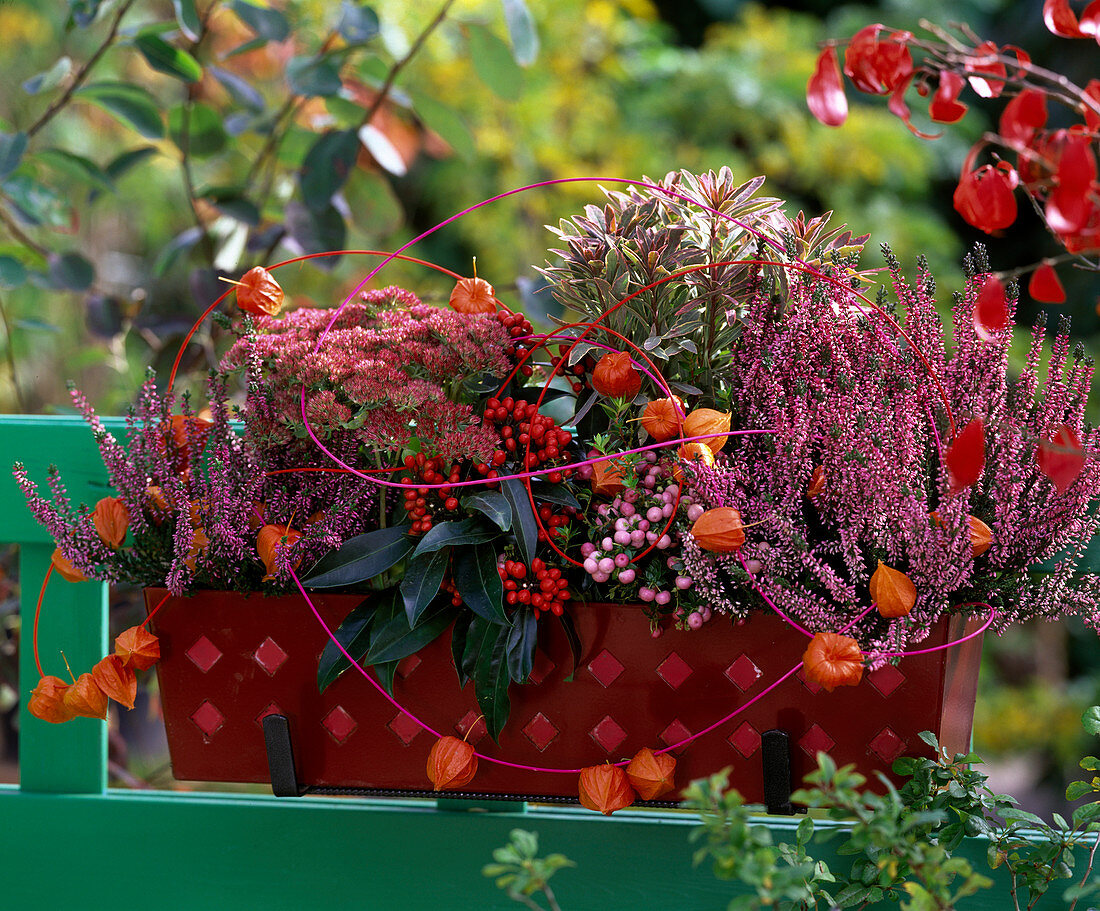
[495,309,535,377]
[497,557,569,617]
[440,575,463,608]
[536,503,578,543]
[401,453,462,535]
[549,343,598,394]
[479,397,573,474]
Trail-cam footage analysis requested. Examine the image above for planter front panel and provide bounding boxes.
[146,590,981,802]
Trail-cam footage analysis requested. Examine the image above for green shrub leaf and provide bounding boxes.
[453,541,507,625]
[303,524,414,588]
[400,548,450,624]
[317,597,376,691]
[78,82,164,139]
[134,33,202,83]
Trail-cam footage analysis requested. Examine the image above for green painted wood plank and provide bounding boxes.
[18,544,107,793]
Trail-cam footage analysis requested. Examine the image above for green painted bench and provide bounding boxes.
[0,415,1074,910]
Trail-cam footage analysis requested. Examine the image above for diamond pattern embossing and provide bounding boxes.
[387,712,422,746]
[454,710,487,745]
[255,702,283,727]
[185,635,222,673]
[725,654,762,691]
[190,700,225,737]
[728,722,761,758]
[527,650,556,685]
[587,649,625,688]
[322,705,358,745]
[656,651,693,689]
[798,723,835,757]
[868,664,906,698]
[797,668,823,695]
[590,715,627,753]
[869,727,906,762]
[522,712,559,751]
[252,637,288,675]
[396,654,422,679]
[659,718,692,755]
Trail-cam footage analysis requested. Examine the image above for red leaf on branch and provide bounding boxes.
[999,88,1048,148]
[807,46,848,126]
[1038,424,1086,493]
[945,418,986,493]
[974,274,1009,342]
[929,71,968,123]
[887,74,942,139]
[843,25,913,95]
[1044,0,1086,37]
[1078,0,1100,38]
[964,41,1006,98]
[953,156,1018,234]
[1028,261,1066,303]
[1083,80,1100,131]
[1046,134,1097,234]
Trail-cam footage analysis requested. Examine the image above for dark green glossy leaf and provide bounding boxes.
[103,146,158,183]
[77,82,164,139]
[530,481,580,509]
[153,227,204,277]
[451,612,473,688]
[0,133,28,181]
[168,103,228,157]
[473,620,512,741]
[453,541,507,625]
[467,25,523,101]
[48,252,95,292]
[1084,706,1100,735]
[463,490,511,531]
[23,58,72,95]
[303,524,413,588]
[500,0,539,66]
[209,66,265,112]
[317,598,376,692]
[409,90,475,161]
[284,200,345,266]
[1073,801,1100,825]
[506,608,537,683]
[558,611,580,681]
[462,616,490,683]
[1067,780,1095,801]
[173,0,202,41]
[412,517,498,558]
[287,56,343,97]
[338,1,380,44]
[0,256,27,290]
[37,148,114,195]
[2,176,71,229]
[300,129,359,212]
[400,548,450,624]
[372,659,398,695]
[367,596,453,664]
[230,0,289,41]
[135,33,202,83]
[204,187,261,225]
[500,478,537,564]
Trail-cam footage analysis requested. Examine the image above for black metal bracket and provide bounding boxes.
[263,714,303,797]
[761,729,794,815]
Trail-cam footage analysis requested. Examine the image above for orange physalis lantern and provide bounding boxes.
[92,655,137,711]
[578,764,636,815]
[115,625,160,671]
[802,632,864,691]
[869,560,917,618]
[590,457,627,498]
[169,413,214,461]
[63,673,109,720]
[257,524,302,580]
[235,266,284,317]
[51,547,85,583]
[691,507,746,553]
[626,748,677,801]
[683,408,731,454]
[591,351,641,399]
[426,735,479,791]
[968,516,993,557]
[639,397,684,443]
[28,675,75,724]
[673,441,715,482]
[92,496,129,549]
[448,276,499,314]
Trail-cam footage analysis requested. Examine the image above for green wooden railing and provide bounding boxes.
[0,416,1076,910]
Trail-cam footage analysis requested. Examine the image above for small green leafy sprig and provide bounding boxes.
[483,829,574,911]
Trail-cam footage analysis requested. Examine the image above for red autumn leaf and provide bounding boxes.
[945,417,986,493]
[115,625,160,671]
[974,274,1009,342]
[953,151,1018,234]
[843,25,913,95]
[1037,424,1086,493]
[426,735,478,791]
[999,89,1048,149]
[1081,0,1100,37]
[870,560,917,618]
[236,266,284,317]
[578,764,636,815]
[63,673,108,720]
[806,465,826,499]
[92,655,137,710]
[1044,0,1086,37]
[590,351,641,399]
[1047,134,1097,235]
[802,632,864,691]
[626,748,677,801]
[807,46,848,126]
[448,277,499,314]
[51,547,85,583]
[92,496,130,548]
[1083,80,1100,132]
[1028,262,1066,303]
[964,41,1006,98]
[883,72,941,140]
[929,71,968,123]
[28,675,75,724]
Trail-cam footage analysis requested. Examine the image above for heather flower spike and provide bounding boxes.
[1028,262,1066,303]
[807,46,848,126]
[945,418,986,494]
[1037,424,1086,493]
